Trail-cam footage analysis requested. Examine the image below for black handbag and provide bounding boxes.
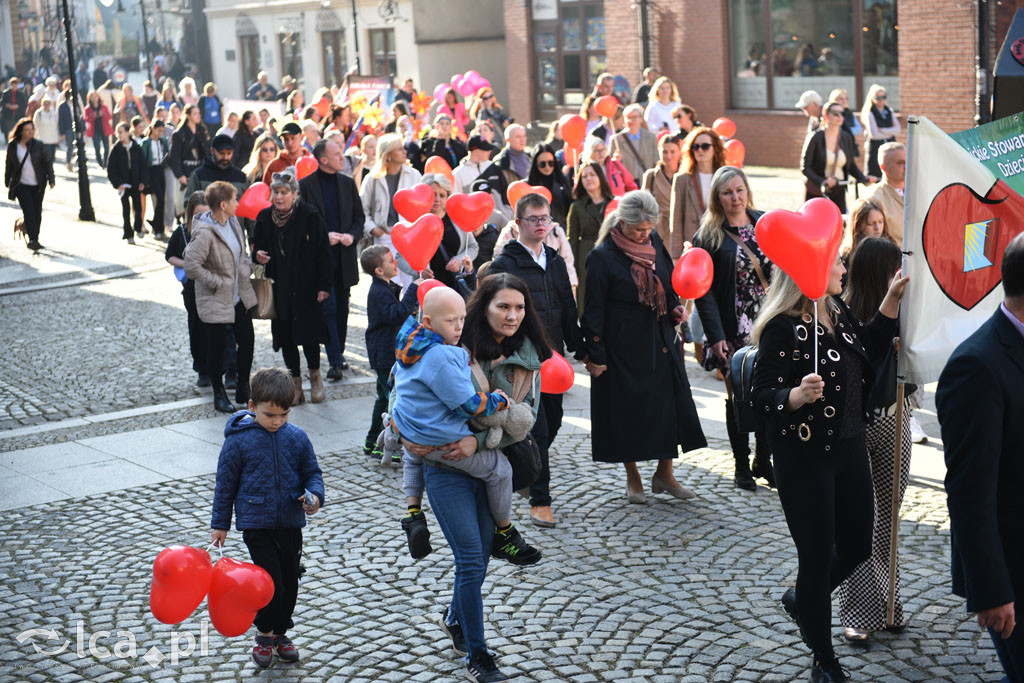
[503,433,542,491]
[869,340,917,411]
[729,345,760,433]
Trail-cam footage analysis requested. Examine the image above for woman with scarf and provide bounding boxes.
[581,190,707,504]
[859,84,900,178]
[253,168,333,406]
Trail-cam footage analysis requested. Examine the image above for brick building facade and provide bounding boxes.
[504,0,1024,168]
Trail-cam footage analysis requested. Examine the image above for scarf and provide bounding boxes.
[394,316,445,367]
[609,226,667,317]
[271,205,294,228]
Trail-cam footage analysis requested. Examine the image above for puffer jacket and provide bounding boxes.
[210,411,326,531]
[183,210,257,323]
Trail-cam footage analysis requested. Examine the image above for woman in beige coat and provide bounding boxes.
[640,134,682,259]
[184,180,257,413]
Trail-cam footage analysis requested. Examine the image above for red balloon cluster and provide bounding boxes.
[236,183,271,220]
[149,546,275,637]
[394,184,435,222]
[392,213,444,271]
[755,197,844,300]
[671,247,714,300]
[446,191,494,233]
[540,352,575,394]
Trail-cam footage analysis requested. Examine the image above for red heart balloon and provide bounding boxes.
[724,138,746,168]
[207,557,275,637]
[424,155,454,185]
[295,156,318,180]
[595,95,619,120]
[604,198,620,218]
[313,97,330,119]
[507,180,552,210]
[236,182,271,220]
[922,179,1024,310]
[559,114,586,148]
[672,247,714,300]
[393,183,435,222]
[712,117,737,140]
[150,546,214,625]
[392,213,444,271]
[416,278,447,306]
[540,352,575,394]
[446,191,494,233]
[755,198,843,300]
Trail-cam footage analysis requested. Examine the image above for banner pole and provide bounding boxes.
[886,368,907,627]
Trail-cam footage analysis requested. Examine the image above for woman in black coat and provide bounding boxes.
[252,168,333,405]
[168,104,209,209]
[420,113,467,168]
[693,166,773,491]
[750,257,907,682]
[107,122,147,242]
[4,117,54,251]
[527,143,572,229]
[801,100,875,214]
[581,190,706,504]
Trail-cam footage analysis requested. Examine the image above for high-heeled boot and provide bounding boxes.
[292,375,305,406]
[212,384,235,414]
[726,398,756,491]
[309,368,326,403]
[752,431,776,488]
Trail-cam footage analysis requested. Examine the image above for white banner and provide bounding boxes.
[899,116,1024,384]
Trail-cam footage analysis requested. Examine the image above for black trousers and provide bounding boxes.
[14,183,44,241]
[182,287,206,373]
[204,302,254,391]
[243,528,303,636]
[773,433,874,661]
[120,188,142,239]
[92,133,109,167]
[275,318,320,375]
[332,279,351,357]
[147,167,166,235]
[529,392,564,507]
[365,368,391,446]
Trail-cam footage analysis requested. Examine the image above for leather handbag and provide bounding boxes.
[250,264,276,319]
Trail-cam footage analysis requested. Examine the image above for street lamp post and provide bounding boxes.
[60,0,95,222]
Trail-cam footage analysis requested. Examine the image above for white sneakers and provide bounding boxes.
[909,415,928,444]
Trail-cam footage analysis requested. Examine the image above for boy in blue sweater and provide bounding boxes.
[392,287,541,567]
[210,368,325,669]
[361,245,420,461]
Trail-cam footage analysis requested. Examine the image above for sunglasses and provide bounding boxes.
[827,109,843,117]
[537,160,555,169]
[482,95,493,100]
[692,142,713,151]
[874,94,887,100]
[675,113,689,119]
[272,171,296,183]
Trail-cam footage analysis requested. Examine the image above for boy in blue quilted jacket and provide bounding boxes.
[210,367,325,669]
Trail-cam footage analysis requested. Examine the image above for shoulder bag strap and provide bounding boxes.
[469,359,491,393]
[690,173,706,214]
[619,133,642,169]
[725,231,769,291]
[509,368,536,404]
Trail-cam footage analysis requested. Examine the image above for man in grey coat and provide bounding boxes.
[610,104,658,182]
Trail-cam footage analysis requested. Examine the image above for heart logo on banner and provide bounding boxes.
[755,197,843,300]
[207,557,275,637]
[392,213,444,271]
[921,179,1024,310]
[507,180,552,209]
[446,191,495,232]
[393,184,435,222]
[236,183,271,220]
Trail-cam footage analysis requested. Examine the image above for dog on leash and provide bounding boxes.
[13,217,27,243]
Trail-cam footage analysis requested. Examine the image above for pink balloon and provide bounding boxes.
[456,77,475,97]
[433,83,449,104]
[450,74,461,86]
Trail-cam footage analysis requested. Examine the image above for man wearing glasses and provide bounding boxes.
[611,104,658,182]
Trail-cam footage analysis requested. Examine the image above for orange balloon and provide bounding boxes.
[295,156,318,179]
[595,95,619,120]
[559,114,587,148]
[424,155,454,185]
[712,117,737,140]
[724,138,746,168]
[507,180,552,209]
[564,144,582,169]
[540,352,575,394]
[313,97,330,119]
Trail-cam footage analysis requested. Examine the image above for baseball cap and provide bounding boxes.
[279,121,302,136]
[211,134,235,150]
[467,135,496,152]
[794,90,822,109]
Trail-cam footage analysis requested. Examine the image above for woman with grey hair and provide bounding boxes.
[398,172,479,295]
[253,167,334,405]
[581,190,707,502]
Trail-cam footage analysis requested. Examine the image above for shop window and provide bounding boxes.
[729,0,898,110]
[369,28,397,77]
[239,35,260,89]
[279,31,303,83]
[322,30,347,87]
[531,0,605,119]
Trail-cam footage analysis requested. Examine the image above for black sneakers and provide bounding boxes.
[440,607,467,656]
[466,650,509,682]
[811,657,850,682]
[492,525,541,566]
[402,511,432,559]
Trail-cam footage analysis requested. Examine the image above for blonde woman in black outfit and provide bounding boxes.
[801,100,875,214]
[750,255,908,682]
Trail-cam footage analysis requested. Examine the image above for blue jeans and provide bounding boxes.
[989,617,1024,683]
[423,463,494,658]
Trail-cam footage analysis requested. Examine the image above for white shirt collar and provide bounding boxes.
[518,238,547,269]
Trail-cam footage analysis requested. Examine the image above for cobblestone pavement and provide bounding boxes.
[0,433,1000,682]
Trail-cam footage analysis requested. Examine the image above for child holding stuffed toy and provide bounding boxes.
[210,367,325,669]
[390,286,541,567]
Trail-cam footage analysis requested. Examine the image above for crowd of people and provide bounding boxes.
[4,60,1021,683]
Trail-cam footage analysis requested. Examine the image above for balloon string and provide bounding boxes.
[814,302,819,373]
[205,542,224,561]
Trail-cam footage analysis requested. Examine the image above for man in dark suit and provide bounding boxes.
[299,139,365,380]
[937,231,1024,682]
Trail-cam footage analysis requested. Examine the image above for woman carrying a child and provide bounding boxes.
[399,273,551,683]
